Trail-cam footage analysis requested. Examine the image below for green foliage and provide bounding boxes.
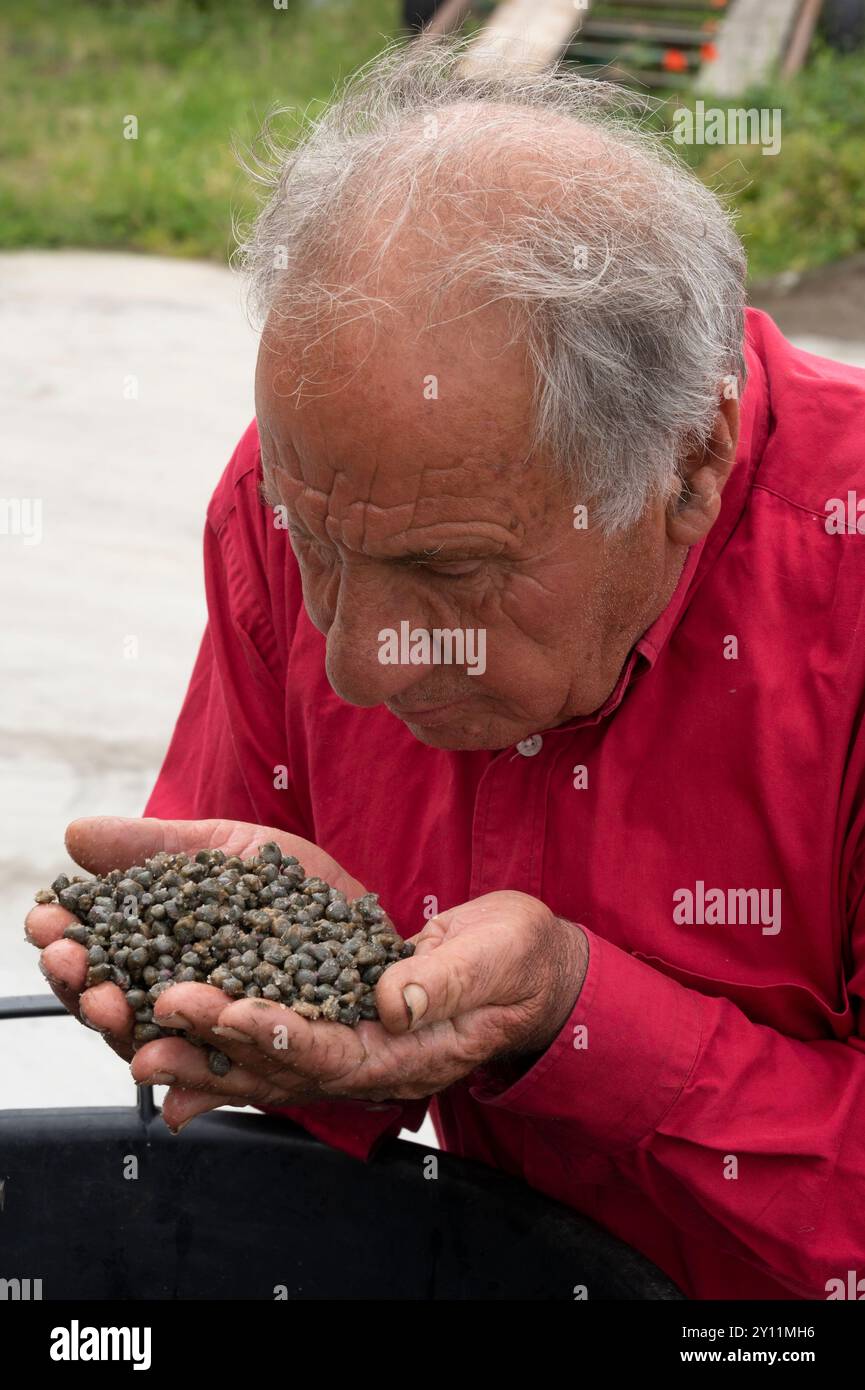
[665,44,865,277]
[1,4,863,279]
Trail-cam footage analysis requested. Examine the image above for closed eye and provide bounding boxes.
[409,560,484,578]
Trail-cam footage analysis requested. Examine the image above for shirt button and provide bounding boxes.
[516,734,544,757]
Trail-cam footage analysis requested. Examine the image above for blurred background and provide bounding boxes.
[1,0,864,1114]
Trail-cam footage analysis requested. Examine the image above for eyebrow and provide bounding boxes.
[268,488,510,561]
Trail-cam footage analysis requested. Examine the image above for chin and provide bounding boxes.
[401,714,525,752]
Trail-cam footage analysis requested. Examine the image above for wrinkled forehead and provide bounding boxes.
[254,287,542,499]
[254,101,638,504]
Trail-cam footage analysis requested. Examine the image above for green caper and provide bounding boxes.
[35,846,406,1027]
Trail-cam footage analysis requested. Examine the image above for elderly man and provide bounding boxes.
[27,42,865,1300]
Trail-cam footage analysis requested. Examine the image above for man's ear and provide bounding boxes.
[666,390,740,547]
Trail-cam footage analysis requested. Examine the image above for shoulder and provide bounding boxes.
[746,308,865,511]
[202,419,305,656]
[206,417,266,537]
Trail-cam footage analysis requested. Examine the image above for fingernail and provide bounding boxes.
[147,1072,177,1085]
[167,1116,193,1136]
[79,1007,107,1036]
[212,1025,253,1044]
[156,1012,192,1030]
[402,984,428,1030]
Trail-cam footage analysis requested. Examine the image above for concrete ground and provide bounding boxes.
[2,248,863,1129]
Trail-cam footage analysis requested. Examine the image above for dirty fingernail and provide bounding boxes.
[157,1012,192,1030]
[402,984,428,1030]
[212,1025,253,1044]
[147,1072,177,1085]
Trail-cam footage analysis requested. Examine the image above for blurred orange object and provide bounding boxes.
[662,49,689,72]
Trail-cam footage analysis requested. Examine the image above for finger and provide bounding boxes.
[161,1087,239,1134]
[215,998,370,1084]
[40,938,89,994]
[151,982,293,1081]
[215,996,454,1099]
[79,982,135,1062]
[63,817,365,897]
[152,981,247,1041]
[42,941,132,1041]
[404,918,449,953]
[375,924,504,1035]
[78,980,135,1040]
[37,943,134,1061]
[38,947,87,1029]
[130,1036,209,1086]
[64,816,229,875]
[39,938,129,1031]
[25,903,77,949]
[131,1035,293,1104]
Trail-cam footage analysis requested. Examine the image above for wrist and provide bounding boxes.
[475,922,589,1092]
[521,917,589,1055]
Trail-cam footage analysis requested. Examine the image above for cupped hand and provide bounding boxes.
[130,890,589,1134]
[25,815,365,1066]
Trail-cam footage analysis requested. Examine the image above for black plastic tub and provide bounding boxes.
[0,996,683,1300]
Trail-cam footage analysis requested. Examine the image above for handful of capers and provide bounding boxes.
[35,843,414,1057]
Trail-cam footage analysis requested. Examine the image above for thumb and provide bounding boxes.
[64,816,229,875]
[375,923,502,1035]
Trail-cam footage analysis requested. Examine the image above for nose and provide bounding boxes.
[324,565,423,708]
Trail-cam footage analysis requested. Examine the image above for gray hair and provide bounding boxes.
[236,37,747,530]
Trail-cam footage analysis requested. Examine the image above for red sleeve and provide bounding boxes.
[145,424,427,1160]
[145,437,304,832]
[144,624,268,826]
[470,925,865,1298]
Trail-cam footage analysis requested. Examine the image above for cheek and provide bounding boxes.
[472,556,602,694]
[460,580,566,696]
[495,568,587,654]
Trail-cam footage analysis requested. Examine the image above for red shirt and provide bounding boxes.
[146,309,865,1300]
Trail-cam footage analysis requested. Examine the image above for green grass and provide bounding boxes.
[0,0,401,259]
[1,1,864,279]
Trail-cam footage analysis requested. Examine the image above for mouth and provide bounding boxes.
[388,698,468,728]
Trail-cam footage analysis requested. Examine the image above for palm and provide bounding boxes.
[26,815,368,1061]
